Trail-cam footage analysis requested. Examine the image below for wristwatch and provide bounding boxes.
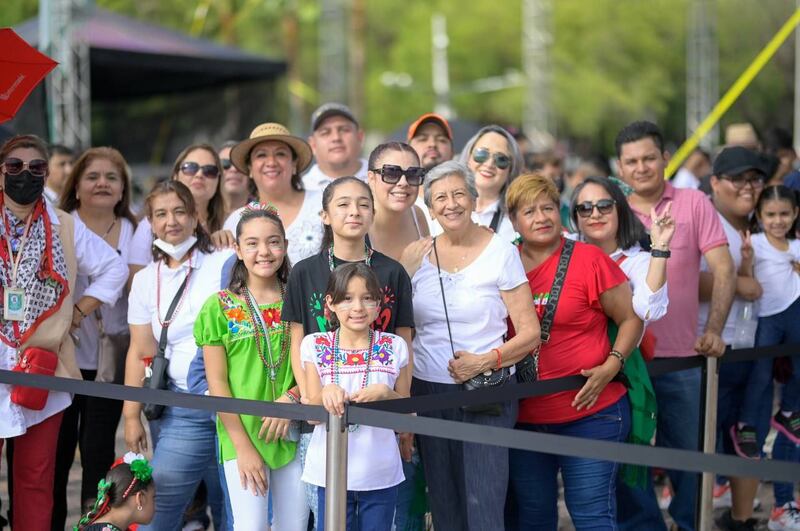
[651,248,671,258]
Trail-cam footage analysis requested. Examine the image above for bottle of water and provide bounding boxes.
[732,302,757,349]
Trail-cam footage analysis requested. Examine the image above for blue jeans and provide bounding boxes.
[216,433,234,531]
[772,431,800,506]
[139,406,226,531]
[412,377,517,531]
[393,446,425,531]
[317,485,398,531]
[508,396,630,531]
[717,360,772,456]
[617,368,701,531]
[742,297,800,426]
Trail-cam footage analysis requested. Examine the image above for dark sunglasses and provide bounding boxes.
[180,161,220,179]
[370,164,426,186]
[3,157,49,177]
[575,199,616,218]
[472,147,511,170]
[221,158,233,170]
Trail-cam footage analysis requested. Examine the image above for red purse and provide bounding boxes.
[639,330,657,362]
[11,347,59,410]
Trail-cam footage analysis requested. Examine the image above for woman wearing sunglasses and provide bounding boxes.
[366,142,431,276]
[128,143,225,276]
[458,125,525,243]
[506,173,642,530]
[0,135,127,528]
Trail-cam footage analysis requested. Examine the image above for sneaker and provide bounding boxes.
[714,481,733,508]
[771,412,800,444]
[658,484,672,510]
[769,501,800,531]
[716,509,758,531]
[730,424,761,459]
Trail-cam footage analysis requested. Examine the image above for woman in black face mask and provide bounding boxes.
[0,135,128,527]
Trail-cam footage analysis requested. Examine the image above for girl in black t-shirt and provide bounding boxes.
[283,176,414,399]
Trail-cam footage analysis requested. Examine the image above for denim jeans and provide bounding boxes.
[318,485,399,531]
[617,367,701,531]
[412,377,517,531]
[717,360,772,456]
[393,446,426,531]
[139,406,226,531]
[772,430,800,506]
[508,396,630,531]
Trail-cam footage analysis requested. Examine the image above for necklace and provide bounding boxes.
[332,327,375,432]
[156,257,192,327]
[327,242,373,272]
[101,217,117,242]
[244,283,290,391]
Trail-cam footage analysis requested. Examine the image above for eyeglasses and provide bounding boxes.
[2,158,49,177]
[370,164,426,186]
[221,158,232,171]
[472,147,511,170]
[720,173,765,190]
[180,162,220,179]
[574,199,616,218]
[335,298,380,310]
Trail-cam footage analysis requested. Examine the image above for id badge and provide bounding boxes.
[3,287,26,321]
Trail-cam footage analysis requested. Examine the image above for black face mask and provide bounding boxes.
[3,170,45,206]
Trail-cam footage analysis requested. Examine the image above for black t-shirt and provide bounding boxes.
[283,249,414,335]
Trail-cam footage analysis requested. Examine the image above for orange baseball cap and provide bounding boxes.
[407,113,453,142]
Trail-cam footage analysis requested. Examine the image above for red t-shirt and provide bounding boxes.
[515,239,628,424]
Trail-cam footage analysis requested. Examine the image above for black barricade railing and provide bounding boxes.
[0,341,798,483]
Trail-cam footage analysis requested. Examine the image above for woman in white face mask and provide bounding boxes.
[122,180,233,531]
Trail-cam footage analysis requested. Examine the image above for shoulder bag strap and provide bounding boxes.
[156,273,191,359]
[432,238,456,358]
[539,238,575,343]
[489,208,503,232]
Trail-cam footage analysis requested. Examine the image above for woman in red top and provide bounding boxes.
[505,173,642,531]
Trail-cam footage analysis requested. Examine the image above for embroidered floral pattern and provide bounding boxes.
[314,331,396,368]
[217,290,284,340]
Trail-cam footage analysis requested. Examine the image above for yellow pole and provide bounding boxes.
[666,8,800,178]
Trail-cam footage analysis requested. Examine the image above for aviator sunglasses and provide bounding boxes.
[2,158,49,178]
[472,147,511,170]
[575,199,616,218]
[370,164,426,186]
[180,161,220,179]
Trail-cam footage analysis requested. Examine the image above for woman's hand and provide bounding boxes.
[399,237,433,277]
[258,416,290,443]
[448,351,490,383]
[399,432,415,462]
[649,201,675,249]
[236,444,268,497]
[350,383,393,403]
[124,416,148,454]
[572,357,621,411]
[210,229,236,250]
[321,384,348,417]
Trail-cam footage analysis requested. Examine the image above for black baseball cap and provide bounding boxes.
[713,146,766,177]
[310,103,359,132]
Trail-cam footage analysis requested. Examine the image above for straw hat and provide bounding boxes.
[230,123,313,175]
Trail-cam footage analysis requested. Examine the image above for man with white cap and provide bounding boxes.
[303,103,367,191]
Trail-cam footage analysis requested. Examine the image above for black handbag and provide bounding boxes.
[143,273,190,421]
[516,238,575,383]
[432,238,509,415]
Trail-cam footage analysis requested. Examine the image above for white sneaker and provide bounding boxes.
[769,502,800,531]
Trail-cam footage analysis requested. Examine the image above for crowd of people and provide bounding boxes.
[0,105,798,531]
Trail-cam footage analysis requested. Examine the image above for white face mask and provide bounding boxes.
[153,235,197,262]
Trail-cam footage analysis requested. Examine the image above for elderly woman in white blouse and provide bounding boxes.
[0,135,126,527]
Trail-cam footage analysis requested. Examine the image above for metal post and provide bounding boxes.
[325,411,348,531]
[697,356,719,531]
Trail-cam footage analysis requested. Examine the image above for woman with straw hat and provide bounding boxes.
[221,123,323,266]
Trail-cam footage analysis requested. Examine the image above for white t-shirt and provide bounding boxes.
[412,234,527,383]
[301,330,407,491]
[223,190,324,266]
[128,217,153,267]
[609,244,668,323]
[301,159,368,193]
[128,249,233,391]
[672,167,701,190]
[472,199,518,243]
[751,232,800,317]
[73,217,134,370]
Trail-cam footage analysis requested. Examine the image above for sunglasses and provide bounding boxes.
[720,173,765,190]
[221,158,232,170]
[180,162,220,179]
[472,147,511,170]
[370,164,426,186]
[2,158,49,178]
[575,199,616,218]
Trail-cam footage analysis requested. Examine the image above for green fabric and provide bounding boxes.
[195,289,296,469]
[608,320,657,489]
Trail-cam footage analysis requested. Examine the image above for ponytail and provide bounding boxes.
[319,177,374,254]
